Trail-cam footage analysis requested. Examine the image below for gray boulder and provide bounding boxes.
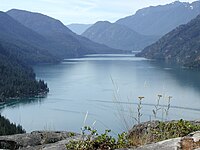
[0,131,80,150]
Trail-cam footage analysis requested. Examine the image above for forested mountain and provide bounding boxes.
[0,115,25,136]
[0,11,57,64]
[0,43,49,101]
[116,1,200,36]
[136,14,200,68]
[0,11,50,102]
[7,9,122,57]
[67,23,92,35]
[82,21,158,51]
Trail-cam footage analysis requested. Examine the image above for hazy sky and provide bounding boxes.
[0,0,197,24]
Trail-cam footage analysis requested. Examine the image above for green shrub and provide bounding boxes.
[66,126,129,150]
[150,119,200,142]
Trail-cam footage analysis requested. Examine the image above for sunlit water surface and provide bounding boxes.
[1,54,200,135]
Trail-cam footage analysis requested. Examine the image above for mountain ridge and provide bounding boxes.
[0,11,57,64]
[7,9,123,57]
[136,14,200,68]
[82,21,159,51]
[116,0,200,36]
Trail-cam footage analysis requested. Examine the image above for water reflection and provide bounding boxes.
[1,54,200,134]
[150,60,200,92]
[0,96,46,110]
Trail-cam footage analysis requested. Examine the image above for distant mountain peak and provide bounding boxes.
[116,0,200,36]
[7,9,74,37]
[171,1,182,4]
[82,20,158,51]
[8,9,58,21]
[96,21,111,24]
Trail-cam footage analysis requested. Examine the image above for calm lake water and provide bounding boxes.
[1,54,200,135]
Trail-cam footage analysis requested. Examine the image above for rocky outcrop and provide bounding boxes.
[119,131,200,150]
[126,120,200,148]
[119,120,200,150]
[0,121,200,150]
[180,131,200,150]
[0,131,81,150]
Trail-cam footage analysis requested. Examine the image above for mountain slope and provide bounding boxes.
[7,9,121,57]
[67,23,92,35]
[116,1,200,36]
[0,42,49,101]
[136,14,200,68]
[82,21,159,51]
[0,11,56,64]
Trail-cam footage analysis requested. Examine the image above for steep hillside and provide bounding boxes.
[116,1,200,36]
[82,21,158,51]
[0,43,49,101]
[136,14,200,68]
[0,115,25,136]
[0,11,56,64]
[7,9,121,56]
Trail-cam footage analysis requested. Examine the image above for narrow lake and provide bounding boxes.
[1,54,200,135]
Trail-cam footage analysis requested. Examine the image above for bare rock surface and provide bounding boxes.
[0,131,80,150]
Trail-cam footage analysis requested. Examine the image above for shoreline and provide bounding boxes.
[0,91,48,106]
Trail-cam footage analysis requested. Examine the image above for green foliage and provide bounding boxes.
[128,119,200,147]
[0,115,25,136]
[66,120,200,149]
[68,132,76,137]
[66,126,130,150]
[150,119,200,142]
